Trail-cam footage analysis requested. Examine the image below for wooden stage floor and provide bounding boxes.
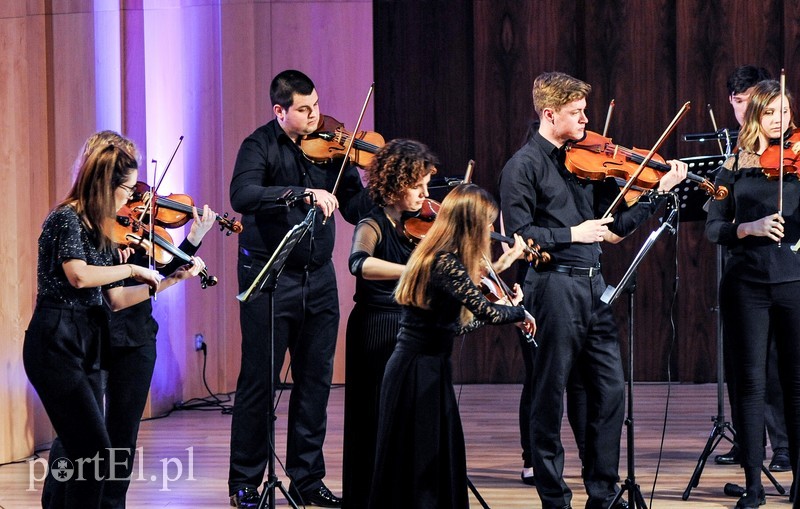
[0,383,794,508]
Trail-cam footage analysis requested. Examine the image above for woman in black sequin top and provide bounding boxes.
[23,132,206,508]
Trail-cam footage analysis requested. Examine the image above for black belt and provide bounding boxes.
[538,263,601,278]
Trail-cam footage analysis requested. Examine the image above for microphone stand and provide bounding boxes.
[601,203,678,509]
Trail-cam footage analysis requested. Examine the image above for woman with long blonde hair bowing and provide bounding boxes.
[369,184,535,509]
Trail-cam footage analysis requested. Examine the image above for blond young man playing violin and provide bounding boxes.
[499,71,686,509]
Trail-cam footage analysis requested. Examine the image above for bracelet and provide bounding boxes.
[129,264,135,279]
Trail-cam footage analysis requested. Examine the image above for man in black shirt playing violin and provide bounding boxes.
[228,69,371,508]
[498,71,687,509]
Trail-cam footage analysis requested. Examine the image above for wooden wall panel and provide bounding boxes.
[1,0,372,463]
[375,0,800,383]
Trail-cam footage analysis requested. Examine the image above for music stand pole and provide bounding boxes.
[237,208,317,509]
[602,207,680,509]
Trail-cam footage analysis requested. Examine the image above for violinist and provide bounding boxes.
[368,184,535,509]
[713,66,792,474]
[341,139,527,508]
[42,130,219,509]
[706,79,800,509]
[498,71,687,509]
[228,69,372,509]
[24,132,205,509]
[342,138,437,509]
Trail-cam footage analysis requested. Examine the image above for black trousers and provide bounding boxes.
[720,277,800,483]
[24,302,110,509]
[229,253,339,494]
[342,305,401,509]
[44,342,157,509]
[519,334,588,470]
[524,269,624,509]
[102,342,157,507]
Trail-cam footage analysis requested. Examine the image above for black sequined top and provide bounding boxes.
[36,205,119,307]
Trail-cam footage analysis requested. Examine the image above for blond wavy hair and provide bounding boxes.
[532,72,591,117]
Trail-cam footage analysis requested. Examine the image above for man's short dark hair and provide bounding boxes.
[727,65,772,96]
[270,70,315,109]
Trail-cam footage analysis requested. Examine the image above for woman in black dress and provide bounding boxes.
[23,134,206,508]
[368,183,536,509]
[706,79,800,508]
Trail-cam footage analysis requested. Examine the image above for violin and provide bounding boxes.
[400,198,440,243]
[299,114,385,167]
[109,205,218,289]
[565,131,728,204]
[760,128,800,177]
[400,198,550,265]
[480,256,537,344]
[128,182,242,235]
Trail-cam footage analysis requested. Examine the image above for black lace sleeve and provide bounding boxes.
[431,251,525,331]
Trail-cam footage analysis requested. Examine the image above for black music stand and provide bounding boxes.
[602,204,679,509]
[236,207,316,509]
[674,155,726,222]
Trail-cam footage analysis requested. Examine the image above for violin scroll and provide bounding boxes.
[489,231,550,267]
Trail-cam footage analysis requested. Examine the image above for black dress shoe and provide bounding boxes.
[769,447,791,472]
[289,483,342,508]
[734,487,765,509]
[230,486,260,508]
[714,445,740,465]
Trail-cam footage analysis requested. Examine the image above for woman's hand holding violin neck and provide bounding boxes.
[738,213,785,241]
[657,159,689,193]
[305,188,339,218]
[116,247,135,264]
[571,217,613,243]
[520,310,537,337]
[171,256,207,281]
[509,283,524,306]
[130,264,164,292]
[186,204,217,245]
[492,233,527,273]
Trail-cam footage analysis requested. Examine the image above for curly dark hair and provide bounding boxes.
[366,139,438,206]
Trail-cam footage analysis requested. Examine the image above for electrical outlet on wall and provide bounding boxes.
[194,333,205,351]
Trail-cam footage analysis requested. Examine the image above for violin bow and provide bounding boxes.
[147,136,185,297]
[323,83,375,225]
[601,99,615,138]
[602,101,691,218]
[707,104,725,156]
[463,159,474,184]
[778,69,786,249]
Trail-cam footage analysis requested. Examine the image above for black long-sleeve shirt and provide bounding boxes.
[499,131,665,267]
[705,150,800,284]
[230,119,372,271]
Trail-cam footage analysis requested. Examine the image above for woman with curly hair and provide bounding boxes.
[341,138,439,508]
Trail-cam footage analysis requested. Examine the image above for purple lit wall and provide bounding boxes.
[91,0,373,414]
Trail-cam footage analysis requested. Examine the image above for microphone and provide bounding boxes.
[273,190,314,207]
